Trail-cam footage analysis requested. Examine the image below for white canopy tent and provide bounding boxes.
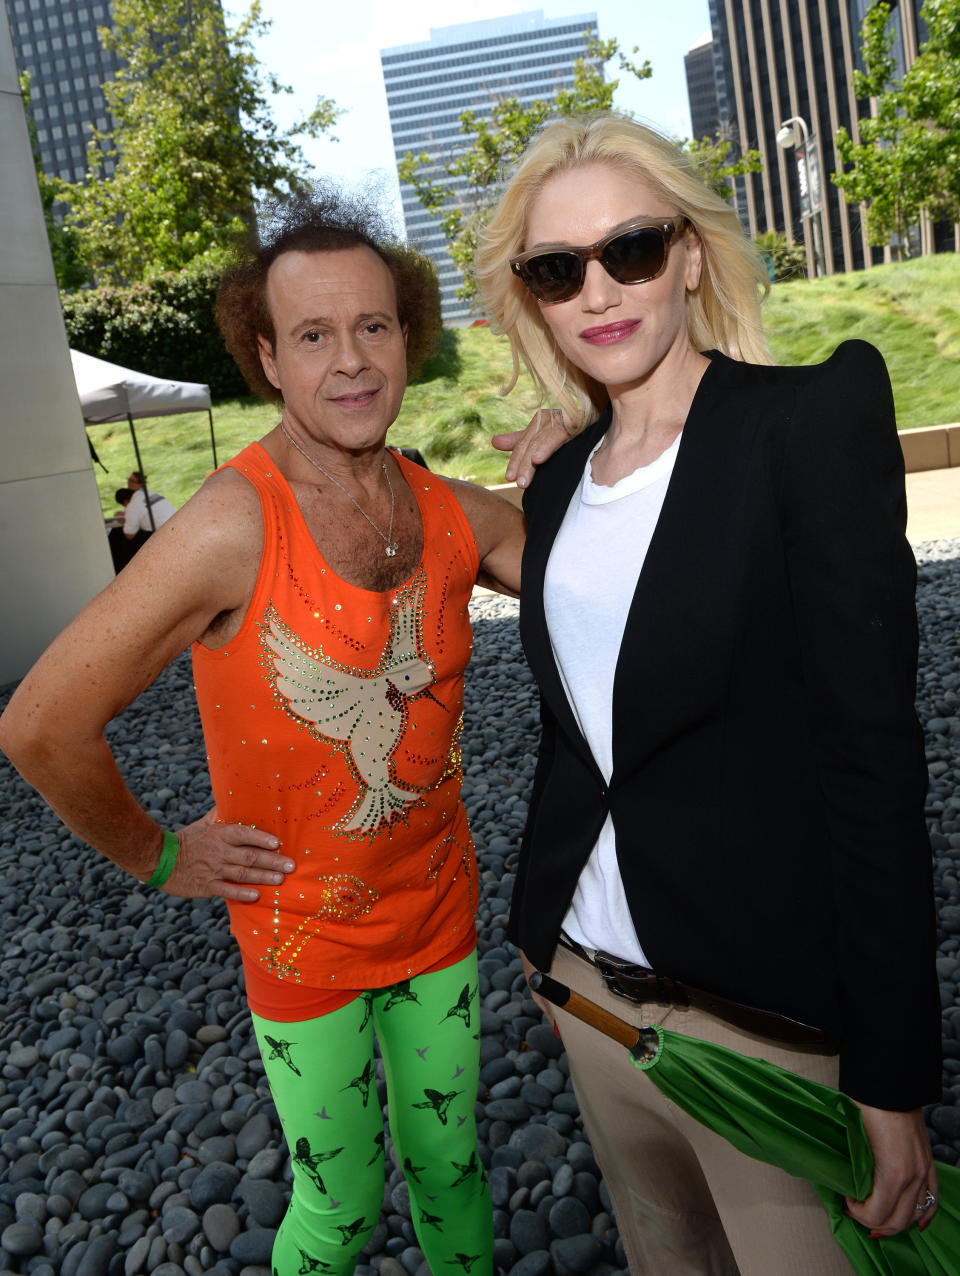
[71,350,218,531]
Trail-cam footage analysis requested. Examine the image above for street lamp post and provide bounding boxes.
[776,115,825,278]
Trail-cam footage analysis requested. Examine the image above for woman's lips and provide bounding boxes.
[579,319,642,345]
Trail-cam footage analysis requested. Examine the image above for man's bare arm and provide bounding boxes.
[0,470,295,901]
[440,478,525,597]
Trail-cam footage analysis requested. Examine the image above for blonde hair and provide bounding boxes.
[475,113,772,430]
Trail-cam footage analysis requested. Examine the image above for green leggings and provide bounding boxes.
[251,949,493,1275]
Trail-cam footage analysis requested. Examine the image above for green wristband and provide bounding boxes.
[146,829,179,889]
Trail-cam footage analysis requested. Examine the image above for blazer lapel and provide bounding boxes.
[610,353,756,781]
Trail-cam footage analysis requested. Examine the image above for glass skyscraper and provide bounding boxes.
[380,9,599,323]
[5,0,120,183]
[707,0,938,275]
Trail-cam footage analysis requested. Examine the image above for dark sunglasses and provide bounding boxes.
[510,216,690,304]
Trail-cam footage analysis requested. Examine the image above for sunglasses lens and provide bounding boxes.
[517,252,583,303]
[602,226,667,284]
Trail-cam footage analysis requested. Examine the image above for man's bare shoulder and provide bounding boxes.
[175,464,264,545]
[437,473,523,523]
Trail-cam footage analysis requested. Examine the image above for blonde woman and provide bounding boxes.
[477,113,940,1275]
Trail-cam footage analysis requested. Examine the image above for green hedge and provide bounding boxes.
[61,263,248,400]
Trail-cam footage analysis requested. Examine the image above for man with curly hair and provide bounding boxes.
[0,189,526,1274]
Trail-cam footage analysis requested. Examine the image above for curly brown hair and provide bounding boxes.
[215,188,442,403]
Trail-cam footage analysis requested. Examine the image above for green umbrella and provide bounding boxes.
[531,971,960,1276]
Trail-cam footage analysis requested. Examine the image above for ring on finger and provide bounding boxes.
[915,1189,937,1212]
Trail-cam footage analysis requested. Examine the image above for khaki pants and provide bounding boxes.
[546,943,857,1276]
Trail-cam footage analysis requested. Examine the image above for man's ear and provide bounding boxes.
[402,322,409,347]
[257,334,281,392]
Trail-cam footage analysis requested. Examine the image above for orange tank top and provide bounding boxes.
[192,443,479,997]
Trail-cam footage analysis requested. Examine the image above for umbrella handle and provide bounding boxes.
[530,971,660,1059]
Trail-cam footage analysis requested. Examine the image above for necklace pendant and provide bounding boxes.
[385,543,398,558]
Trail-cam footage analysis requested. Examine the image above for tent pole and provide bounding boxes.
[207,408,218,469]
[127,412,156,532]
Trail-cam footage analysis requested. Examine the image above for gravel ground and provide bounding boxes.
[0,537,958,1276]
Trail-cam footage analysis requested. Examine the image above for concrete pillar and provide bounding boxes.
[0,6,112,686]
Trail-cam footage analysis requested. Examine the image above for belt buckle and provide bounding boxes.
[593,950,648,1003]
[593,951,680,1006]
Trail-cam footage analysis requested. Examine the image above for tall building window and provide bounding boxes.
[381,9,600,324]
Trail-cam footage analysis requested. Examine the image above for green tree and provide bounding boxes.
[398,37,650,303]
[833,0,960,255]
[681,135,763,201]
[399,37,762,305]
[55,0,341,285]
[19,73,91,291]
[752,230,807,282]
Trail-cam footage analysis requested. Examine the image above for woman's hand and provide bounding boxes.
[520,949,559,1031]
[159,810,296,902]
[492,409,575,489]
[845,1103,938,1236]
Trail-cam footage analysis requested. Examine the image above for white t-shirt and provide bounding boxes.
[543,431,681,965]
[124,488,177,535]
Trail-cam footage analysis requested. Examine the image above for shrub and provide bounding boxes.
[61,261,248,400]
[753,231,808,283]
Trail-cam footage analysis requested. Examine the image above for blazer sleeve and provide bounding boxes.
[775,340,940,1109]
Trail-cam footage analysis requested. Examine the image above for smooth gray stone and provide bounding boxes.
[189,1163,241,1211]
[202,1203,240,1252]
[124,1235,151,1276]
[13,1192,46,1225]
[235,1112,273,1161]
[7,1046,40,1069]
[73,1233,119,1276]
[229,1225,276,1264]
[162,1204,201,1245]
[549,1194,591,1238]
[509,1208,548,1256]
[76,1182,115,1220]
[1,1220,43,1256]
[485,1097,530,1122]
[550,1233,605,1272]
[488,1164,515,1207]
[244,1147,284,1179]
[509,1123,568,1161]
[509,1251,552,1276]
[197,1136,236,1166]
[237,1178,286,1228]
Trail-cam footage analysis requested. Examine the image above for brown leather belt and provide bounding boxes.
[559,936,836,1051]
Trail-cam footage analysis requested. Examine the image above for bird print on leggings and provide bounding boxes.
[439,983,475,1029]
[413,1087,461,1125]
[383,979,421,1011]
[292,1138,343,1196]
[342,1058,374,1107]
[263,1035,302,1076]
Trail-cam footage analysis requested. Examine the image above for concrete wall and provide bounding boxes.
[0,7,112,687]
[487,425,960,514]
[898,423,960,474]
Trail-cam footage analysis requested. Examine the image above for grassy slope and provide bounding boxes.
[87,253,960,516]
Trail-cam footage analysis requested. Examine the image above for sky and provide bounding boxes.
[242,0,712,226]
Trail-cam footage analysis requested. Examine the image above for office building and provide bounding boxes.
[5,0,121,183]
[708,0,935,276]
[684,33,720,142]
[381,10,599,323]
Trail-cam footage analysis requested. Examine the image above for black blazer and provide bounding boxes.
[510,340,940,1110]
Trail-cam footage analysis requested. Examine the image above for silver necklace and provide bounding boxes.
[280,422,398,557]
